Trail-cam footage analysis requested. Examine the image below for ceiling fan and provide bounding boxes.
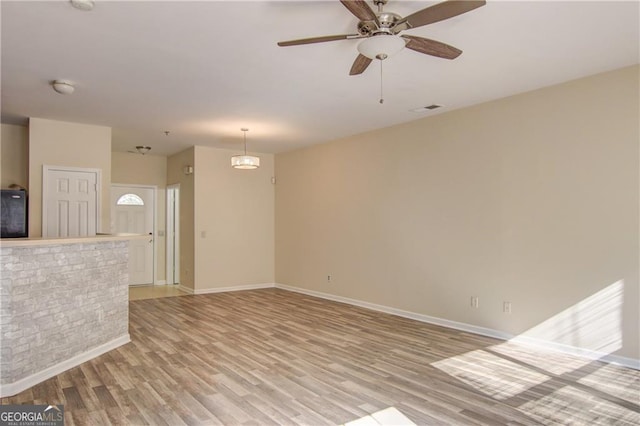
[277,0,486,75]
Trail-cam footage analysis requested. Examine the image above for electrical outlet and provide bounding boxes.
[470,296,479,308]
[503,301,512,314]
[327,275,332,283]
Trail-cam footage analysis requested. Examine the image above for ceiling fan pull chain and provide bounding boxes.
[379,60,384,104]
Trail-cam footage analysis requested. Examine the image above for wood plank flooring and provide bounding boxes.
[2,288,639,425]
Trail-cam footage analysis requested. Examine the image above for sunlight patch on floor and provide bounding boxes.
[430,280,637,425]
[578,364,640,405]
[489,341,592,376]
[431,349,551,400]
[343,407,416,426]
[518,385,640,425]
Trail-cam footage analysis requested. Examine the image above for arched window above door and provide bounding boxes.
[116,193,144,206]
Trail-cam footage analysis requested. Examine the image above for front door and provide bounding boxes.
[111,185,155,285]
[42,166,99,238]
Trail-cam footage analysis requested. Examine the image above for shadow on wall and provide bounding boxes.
[431,280,640,424]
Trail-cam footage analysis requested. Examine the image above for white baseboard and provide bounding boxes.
[274,283,639,370]
[154,280,167,286]
[0,334,130,398]
[274,284,511,340]
[193,283,275,295]
[509,335,640,370]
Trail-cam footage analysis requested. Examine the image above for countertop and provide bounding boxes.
[0,233,148,247]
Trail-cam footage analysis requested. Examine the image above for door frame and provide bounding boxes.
[42,165,102,236]
[166,184,180,285]
[111,183,157,285]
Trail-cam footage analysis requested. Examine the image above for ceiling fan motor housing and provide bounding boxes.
[358,11,403,36]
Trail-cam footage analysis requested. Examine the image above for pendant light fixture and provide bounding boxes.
[231,128,260,169]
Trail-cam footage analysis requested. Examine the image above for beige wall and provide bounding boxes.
[1,124,29,189]
[275,65,639,360]
[112,152,168,282]
[28,118,112,237]
[193,146,275,290]
[167,147,195,289]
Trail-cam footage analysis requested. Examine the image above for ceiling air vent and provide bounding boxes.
[410,104,442,113]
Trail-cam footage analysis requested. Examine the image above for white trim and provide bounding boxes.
[273,284,639,370]
[155,280,167,286]
[0,334,130,398]
[42,165,102,236]
[509,335,640,370]
[166,184,180,285]
[274,284,510,339]
[193,283,274,295]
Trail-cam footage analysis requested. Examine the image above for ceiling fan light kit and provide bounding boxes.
[357,34,406,60]
[231,128,260,170]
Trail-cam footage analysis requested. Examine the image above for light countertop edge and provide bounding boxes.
[0,233,148,247]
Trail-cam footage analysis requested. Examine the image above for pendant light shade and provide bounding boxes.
[231,155,260,169]
[357,35,406,60]
[231,128,260,169]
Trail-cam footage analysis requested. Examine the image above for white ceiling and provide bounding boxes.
[1,1,638,156]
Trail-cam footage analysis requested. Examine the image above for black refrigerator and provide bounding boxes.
[1,189,28,238]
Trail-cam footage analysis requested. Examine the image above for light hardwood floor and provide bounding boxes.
[129,285,187,301]
[2,288,639,425]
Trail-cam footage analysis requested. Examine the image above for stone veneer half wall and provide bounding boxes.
[0,240,130,395]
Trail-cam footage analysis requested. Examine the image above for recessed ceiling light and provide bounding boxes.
[410,104,442,113]
[52,80,75,95]
[70,0,95,11]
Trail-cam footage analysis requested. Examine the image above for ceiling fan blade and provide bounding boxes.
[340,0,377,22]
[402,35,462,59]
[278,34,360,47]
[401,35,462,59]
[349,54,373,75]
[402,0,486,29]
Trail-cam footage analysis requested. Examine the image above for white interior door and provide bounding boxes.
[111,185,155,285]
[43,166,99,238]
